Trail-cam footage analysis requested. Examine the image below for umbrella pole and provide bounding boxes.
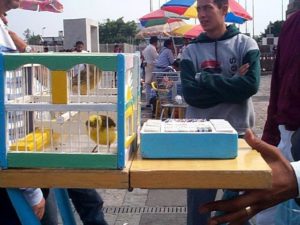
[168,23,177,57]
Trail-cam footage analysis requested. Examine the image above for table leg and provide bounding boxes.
[7,188,41,225]
[54,188,77,225]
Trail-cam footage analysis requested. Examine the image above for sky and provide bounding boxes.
[7,0,289,38]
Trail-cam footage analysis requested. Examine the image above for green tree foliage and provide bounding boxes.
[23,28,31,41]
[262,20,284,37]
[28,35,42,45]
[23,28,42,45]
[99,17,138,44]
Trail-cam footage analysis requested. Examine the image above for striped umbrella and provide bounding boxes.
[139,9,188,27]
[136,20,187,39]
[161,0,252,24]
[172,24,204,38]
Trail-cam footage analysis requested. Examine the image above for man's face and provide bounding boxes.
[75,44,84,52]
[197,0,227,33]
[4,0,20,11]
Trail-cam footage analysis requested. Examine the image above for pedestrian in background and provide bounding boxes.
[142,36,159,107]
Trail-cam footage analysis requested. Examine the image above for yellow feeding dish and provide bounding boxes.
[10,129,51,151]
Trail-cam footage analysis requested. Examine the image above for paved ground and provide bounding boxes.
[72,74,272,225]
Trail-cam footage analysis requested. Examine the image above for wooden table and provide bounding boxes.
[130,139,272,189]
[0,139,272,224]
[0,140,271,190]
[0,162,131,189]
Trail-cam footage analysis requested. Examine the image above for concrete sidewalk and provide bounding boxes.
[72,75,271,225]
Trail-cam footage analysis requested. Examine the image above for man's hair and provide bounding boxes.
[164,39,172,48]
[149,36,158,44]
[213,0,228,8]
[75,41,84,46]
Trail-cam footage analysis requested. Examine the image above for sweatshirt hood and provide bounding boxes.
[192,25,240,43]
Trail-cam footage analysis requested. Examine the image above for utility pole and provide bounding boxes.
[282,0,284,20]
[150,0,153,12]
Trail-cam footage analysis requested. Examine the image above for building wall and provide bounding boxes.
[63,18,99,52]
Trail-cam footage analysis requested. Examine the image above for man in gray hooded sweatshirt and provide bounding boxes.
[180,0,261,224]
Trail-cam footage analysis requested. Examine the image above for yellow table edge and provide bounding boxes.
[130,139,272,189]
[0,139,271,189]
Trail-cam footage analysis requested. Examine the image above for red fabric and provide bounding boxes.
[162,6,188,15]
[184,24,204,38]
[262,10,300,146]
[228,0,252,20]
[19,0,63,13]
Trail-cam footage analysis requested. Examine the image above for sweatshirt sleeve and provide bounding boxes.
[262,44,281,146]
[21,188,43,207]
[181,49,260,108]
[180,58,223,108]
[198,49,261,103]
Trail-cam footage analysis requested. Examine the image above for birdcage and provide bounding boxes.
[0,53,140,169]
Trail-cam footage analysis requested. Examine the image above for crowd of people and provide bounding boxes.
[1,0,300,224]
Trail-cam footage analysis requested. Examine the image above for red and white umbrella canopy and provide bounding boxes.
[19,0,63,13]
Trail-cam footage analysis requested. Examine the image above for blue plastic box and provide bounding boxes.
[140,119,238,159]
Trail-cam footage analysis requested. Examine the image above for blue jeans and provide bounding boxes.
[187,189,217,225]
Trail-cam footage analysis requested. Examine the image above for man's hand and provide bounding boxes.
[238,63,249,76]
[200,129,298,225]
[32,197,45,220]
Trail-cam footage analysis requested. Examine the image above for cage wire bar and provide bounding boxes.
[0,53,140,169]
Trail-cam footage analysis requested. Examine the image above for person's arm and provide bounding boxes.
[197,49,260,103]
[200,130,298,225]
[167,49,175,66]
[180,58,223,108]
[150,46,158,65]
[8,30,30,53]
[181,46,260,108]
[261,43,281,146]
[21,188,45,219]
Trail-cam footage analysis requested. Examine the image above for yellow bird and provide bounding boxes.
[85,115,117,151]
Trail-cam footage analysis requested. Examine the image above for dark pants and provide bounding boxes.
[0,188,21,225]
[42,188,107,225]
[0,188,51,225]
[68,189,107,225]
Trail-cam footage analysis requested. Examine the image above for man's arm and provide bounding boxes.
[180,59,223,108]
[198,50,260,103]
[262,45,281,146]
[8,30,29,53]
[200,130,298,225]
[181,49,260,108]
[167,49,175,66]
[21,188,45,219]
[150,46,158,64]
